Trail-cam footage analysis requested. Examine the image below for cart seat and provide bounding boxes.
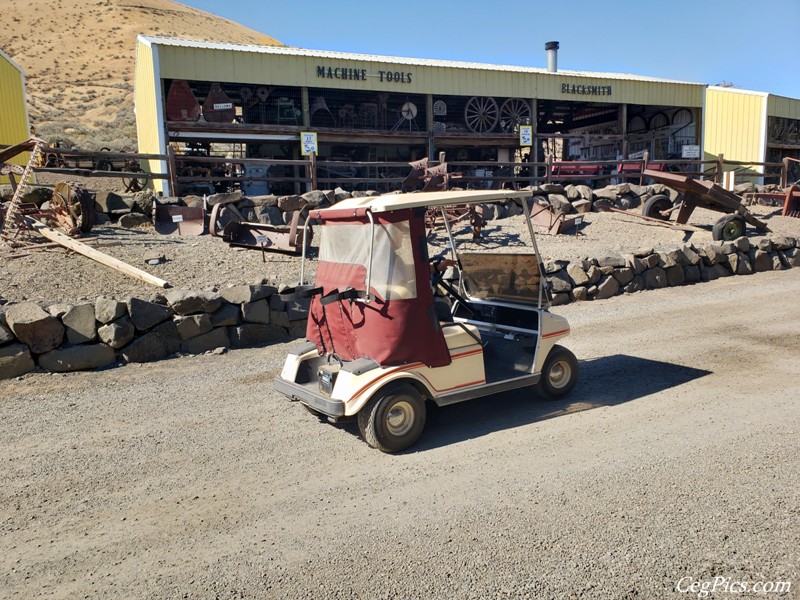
[442,322,481,352]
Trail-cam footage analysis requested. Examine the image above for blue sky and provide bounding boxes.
[179,0,800,99]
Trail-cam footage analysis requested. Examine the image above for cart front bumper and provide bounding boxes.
[274,377,345,418]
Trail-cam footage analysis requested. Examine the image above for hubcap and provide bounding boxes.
[385,400,414,436]
[549,361,572,389]
[723,222,742,240]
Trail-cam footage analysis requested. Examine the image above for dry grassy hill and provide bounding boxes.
[0,0,281,150]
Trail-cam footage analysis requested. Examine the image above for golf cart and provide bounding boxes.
[274,190,578,452]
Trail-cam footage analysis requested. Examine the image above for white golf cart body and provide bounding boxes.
[275,190,577,452]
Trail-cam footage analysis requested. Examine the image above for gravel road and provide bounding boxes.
[2,269,799,599]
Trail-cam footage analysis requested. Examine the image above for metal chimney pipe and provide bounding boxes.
[545,41,559,73]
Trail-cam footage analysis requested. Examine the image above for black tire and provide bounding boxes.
[642,194,672,220]
[537,345,579,399]
[712,214,746,241]
[357,383,426,453]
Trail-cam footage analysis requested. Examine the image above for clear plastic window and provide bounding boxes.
[318,221,417,300]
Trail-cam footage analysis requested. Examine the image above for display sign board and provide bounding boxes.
[681,144,700,159]
[301,132,318,156]
[519,125,533,147]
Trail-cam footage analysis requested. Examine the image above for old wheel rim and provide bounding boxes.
[386,400,415,437]
[549,361,572,389]
[722,220,743,240]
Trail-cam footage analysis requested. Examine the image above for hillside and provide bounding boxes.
[0,0,282,150]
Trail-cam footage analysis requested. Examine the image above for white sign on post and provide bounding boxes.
[519,125,533,147]
[681,144,700,159]
[300,132,318,156]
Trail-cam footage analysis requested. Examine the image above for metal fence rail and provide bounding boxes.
[2,144,792,195]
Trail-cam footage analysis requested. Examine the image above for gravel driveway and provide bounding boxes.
[2,269,799,599]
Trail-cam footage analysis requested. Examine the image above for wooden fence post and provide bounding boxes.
[545,154,553,184]
[640,150,649,186]
[308,152,317,192]
[166,144,178,197]
[782,157,790,188]
[716,154,724,184]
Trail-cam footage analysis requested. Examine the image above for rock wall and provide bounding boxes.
[0,285,309,379]
[544,235,800,305]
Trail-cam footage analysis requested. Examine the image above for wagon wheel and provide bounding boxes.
[93,147,113,172]
[464,96,499,133]
[642,194,673,220]
[499,98,531,133]
[122,160,148,192]
[50,181,94,234]
[712,214,746,241]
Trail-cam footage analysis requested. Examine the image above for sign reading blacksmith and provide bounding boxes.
[316,65,412,84]
[561,83,612,96]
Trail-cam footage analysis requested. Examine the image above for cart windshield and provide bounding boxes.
[318,220,417,300]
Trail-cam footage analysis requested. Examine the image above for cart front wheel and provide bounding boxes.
[712,214,746,241]
[358,383,426,453]
[642,194,673,220]
[537,345,579,399]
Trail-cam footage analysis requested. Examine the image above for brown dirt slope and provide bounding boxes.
[0,0,281,149]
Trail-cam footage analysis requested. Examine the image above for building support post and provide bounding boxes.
[619,103,628,158]
[301,87,310,128]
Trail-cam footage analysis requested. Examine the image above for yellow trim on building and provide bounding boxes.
[0,49,31,184]
[703,86,767,171]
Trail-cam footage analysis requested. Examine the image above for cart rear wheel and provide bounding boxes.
[358,383,426,453]
[712,214,746,241]
[641,194,672,220]
[537,345,579,399]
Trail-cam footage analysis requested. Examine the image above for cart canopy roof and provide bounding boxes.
[315,189,532,217]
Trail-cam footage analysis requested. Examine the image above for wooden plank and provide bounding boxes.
[27,219,170,288]
[600,206,703,232]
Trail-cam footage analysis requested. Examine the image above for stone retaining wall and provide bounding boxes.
[0,285,309,380]
[3,235,799,379]
[543,234,800,305]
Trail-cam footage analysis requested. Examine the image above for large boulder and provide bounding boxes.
[642,267,668,289]
[95,191,132,215]
[210,303,241,327]
[547,270,573,294]
[566,264,589,287]
[165,289,223,315]
[175,314,213,341]
[0,310,14,345]
[127,297,172,332]
[95,296,126,324]
[38,344,115,373]
[595,275,620,300]
[180,327,230,354]
[5,303,64,354]
[0,344,35,379]
[62,303,97,344]
[120,332,171,363]
[241,298,272,324]
[219,284,275,305]
[97,316,136,349]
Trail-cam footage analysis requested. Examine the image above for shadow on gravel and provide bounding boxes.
[409,354,712,452]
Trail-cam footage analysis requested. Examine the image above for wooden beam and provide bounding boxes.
[28,220,170,288]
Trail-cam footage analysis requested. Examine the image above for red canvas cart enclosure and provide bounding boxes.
[306,207,451,368]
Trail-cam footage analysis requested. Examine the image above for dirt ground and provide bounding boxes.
[1,270,798,598]
[3,197,800,306]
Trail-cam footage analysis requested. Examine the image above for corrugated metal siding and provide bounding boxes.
[703,87,765,166]
[0,51,31,184]
[154,44,703,108]
[767,94,800,120]
[134,39,165,192]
